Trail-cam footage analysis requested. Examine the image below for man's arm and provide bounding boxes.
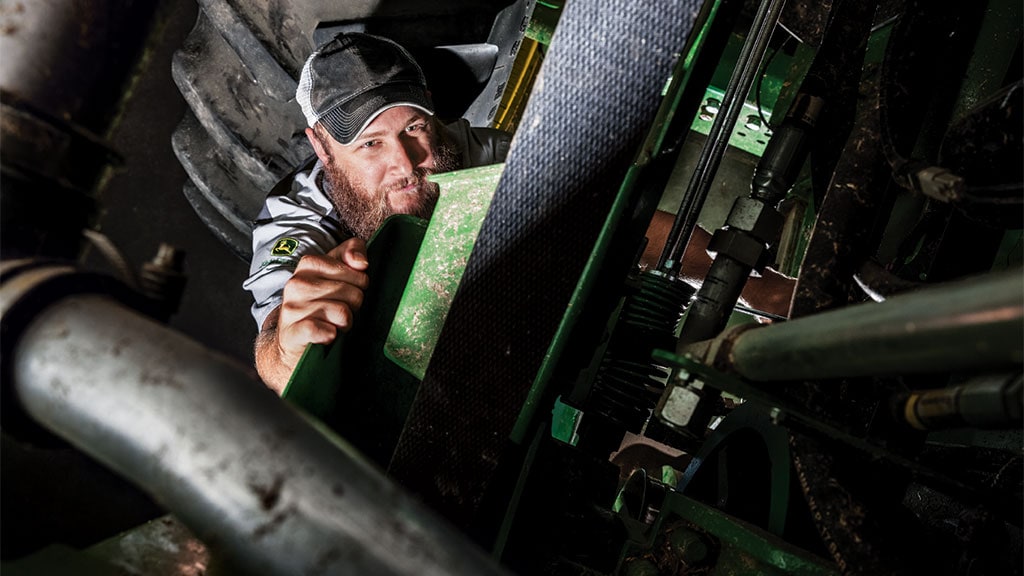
[254,307,292,393]
[254,237,370,394]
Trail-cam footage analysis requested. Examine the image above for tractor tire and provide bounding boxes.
[171,0,532,259]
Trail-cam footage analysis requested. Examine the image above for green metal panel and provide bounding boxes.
[621,492,839,576]
[282,215,428,467]
[384,163,505,380]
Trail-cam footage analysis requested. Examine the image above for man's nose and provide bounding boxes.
[385,144,415,176]
[398,137,431,171]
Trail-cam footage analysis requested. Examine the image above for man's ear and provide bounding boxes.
[305,126,330,165]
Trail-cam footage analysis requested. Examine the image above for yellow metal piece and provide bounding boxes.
[492,37,545,132]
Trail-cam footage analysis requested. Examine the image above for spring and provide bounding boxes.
[589,270,693,430]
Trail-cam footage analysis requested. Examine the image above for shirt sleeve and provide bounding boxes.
[242,163,346,329]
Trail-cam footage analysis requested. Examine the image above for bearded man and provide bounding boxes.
[245,33,511,391]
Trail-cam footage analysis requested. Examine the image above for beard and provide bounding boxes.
[321,136,461,241]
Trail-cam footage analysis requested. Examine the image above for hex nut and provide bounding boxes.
[725,197,785,243]
[707,227,765,269]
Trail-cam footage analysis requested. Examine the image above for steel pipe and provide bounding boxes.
[11,293,508,576]
[701,269,1023,381]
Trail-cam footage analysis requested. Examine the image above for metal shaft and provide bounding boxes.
[658,0,787,272]
[11,294,508,576]
[722,269,1024,381]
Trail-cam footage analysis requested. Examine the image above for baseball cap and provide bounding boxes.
[296,32,435,145]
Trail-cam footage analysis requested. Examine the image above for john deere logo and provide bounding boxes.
[271,237,299,256]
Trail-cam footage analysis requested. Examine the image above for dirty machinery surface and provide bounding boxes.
[1,0,1022,575]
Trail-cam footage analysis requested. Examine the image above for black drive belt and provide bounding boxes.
[388,0,702,531]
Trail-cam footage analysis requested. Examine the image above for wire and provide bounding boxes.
[960,183,1024,204]
[82,229,139,289]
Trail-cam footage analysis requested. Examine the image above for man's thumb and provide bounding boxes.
[329,237,368,270]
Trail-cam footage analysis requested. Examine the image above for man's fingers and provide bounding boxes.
[292,254,369,290]
[271,237,370,373]
[282,274,366,311]
[279,287,361,330]
[278,318,338,360]
[328,237,369,271]
[292,255,372,291]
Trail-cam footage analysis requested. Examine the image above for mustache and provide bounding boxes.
[384,166,436,195]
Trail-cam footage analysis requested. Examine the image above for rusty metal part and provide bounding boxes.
[5,270,509,576]
[790,71,888,317]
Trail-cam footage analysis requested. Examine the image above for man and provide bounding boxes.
[244,32,511,392]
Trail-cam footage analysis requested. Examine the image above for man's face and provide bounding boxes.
[312,106,460,240]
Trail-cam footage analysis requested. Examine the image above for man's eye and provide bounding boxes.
[406,123,426,133]
[360,140,380,148]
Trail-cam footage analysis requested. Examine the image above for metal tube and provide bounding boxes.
[658,0,787,272]
[678,255,750,346]
[900,372,1023,431]
[0,0,160,133]
[723,269,1023,381]
[1,0,161,258]
[12,294,508,576]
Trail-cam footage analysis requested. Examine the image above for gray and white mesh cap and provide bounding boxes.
[296,32,434,145]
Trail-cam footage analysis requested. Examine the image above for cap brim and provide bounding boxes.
[318,83,434,145]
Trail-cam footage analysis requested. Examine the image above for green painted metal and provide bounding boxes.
[687,31,816,158]
[384,163,505,380]
[282,215,428,467]
[949,0,1022,121]
[622,493,839,576]
[550,396,581,445]
[675,402,795,537]
[689,85,775,157]
[527,0,563,46]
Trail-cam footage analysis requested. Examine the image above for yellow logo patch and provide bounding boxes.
[271,237,299,256]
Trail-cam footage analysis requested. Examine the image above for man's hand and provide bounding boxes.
[255,237,369,393]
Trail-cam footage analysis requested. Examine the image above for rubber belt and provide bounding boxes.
[388,0,702,531]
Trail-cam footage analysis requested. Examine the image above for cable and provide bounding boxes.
[82,229,139,289]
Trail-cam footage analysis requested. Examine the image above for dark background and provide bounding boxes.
[3,4,258,556]
[85,2,256,365]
